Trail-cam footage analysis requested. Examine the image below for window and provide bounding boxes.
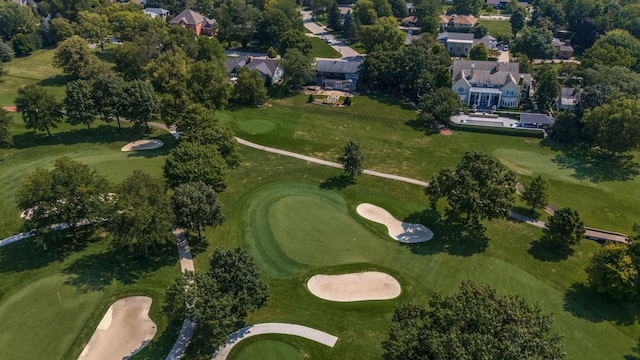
[505,89,515,97]
[457,86,465,94]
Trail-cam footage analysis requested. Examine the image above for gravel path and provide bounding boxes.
[212,323,338,360]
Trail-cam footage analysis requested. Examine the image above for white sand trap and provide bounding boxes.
[307,272,401,302]
[121,139,163,152]
[356,203,433,243]
[78,296,157,360]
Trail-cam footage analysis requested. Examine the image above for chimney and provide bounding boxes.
[247,56,253,63]
[470,62,475,77]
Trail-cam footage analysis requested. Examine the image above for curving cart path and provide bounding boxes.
[212,323,338,360]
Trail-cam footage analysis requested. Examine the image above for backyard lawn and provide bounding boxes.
[482,19,512,37]
[309,37,341,59]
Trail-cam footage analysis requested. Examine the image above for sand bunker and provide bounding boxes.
[307,272,401,302]
[121,139,163,152]
[78,296,157,360]
[356,203,433,243]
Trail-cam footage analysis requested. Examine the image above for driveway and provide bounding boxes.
[301,10,363,59]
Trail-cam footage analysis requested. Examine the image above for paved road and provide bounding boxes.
[212,323,338,360]
[301,10,363,59]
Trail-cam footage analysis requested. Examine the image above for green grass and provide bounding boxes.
[233,339,305,360]
[207,150,640,359]
[481,19,512,37]
[309,37,341,59]
[229,334,333,359]
[218,93,640,233]
[348,42,367,54]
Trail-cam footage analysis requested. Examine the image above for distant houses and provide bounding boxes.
[438,32,498,56]
[225,57,283,85]
[169,9,217,36]
[315,59,362,93]
[143,7,170,20]
[552,38,574,59]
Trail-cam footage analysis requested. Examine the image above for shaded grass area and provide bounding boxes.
[348,42,367,54]
[218,93,640,233]
[309,37,341,58]
[0,49,66,105]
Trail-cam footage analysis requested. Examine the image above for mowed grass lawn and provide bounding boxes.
[218,92,640,234]
[309,37,341,59]
[203,148,639,359]
[482,19,512,37]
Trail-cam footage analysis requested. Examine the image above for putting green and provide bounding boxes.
[242,183,389,278]
[233,340,305,360]
[237,119,276,135]
[0,273,103,360]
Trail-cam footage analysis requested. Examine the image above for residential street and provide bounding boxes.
[301,10,364,60]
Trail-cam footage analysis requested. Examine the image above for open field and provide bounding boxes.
[482,19,512,37]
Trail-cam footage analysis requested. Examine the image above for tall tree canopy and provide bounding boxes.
[0,108,12,147]
[188,60,231,110]
[522,175,549,212]
[358,17,406,53]
[382,281,565,360]
[15,84,62,137]
[64,80,96,130]
[164,141,229,191]
[110,170,175,255]
[279,48,315,86]
[533,64,561,112]
[582,97,640,155]
[586,243,639,300]
[425,152,516,226]
[52,36,99,78]
[232,67,268,106]
[541,207,584,250]
[16,157,112,240]
[92,73,128,130]
[173,181,224,240]
[419,87,464,123]
[512,26,557,60]
[450,0,483,16]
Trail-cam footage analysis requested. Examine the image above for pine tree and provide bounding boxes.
[328,0,342,31]
[342,11,357,42]
[338,139,364,179]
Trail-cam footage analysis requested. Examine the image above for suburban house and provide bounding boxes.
[484,0,528,9]
[169,9,217,36]
[552,38,574,59]
[143,8,170,20]
[439,15,477,31]
[225,57,283,85]
[557,87,578,110]
[116,0,147,5]
[451,60,532,109]
[400,16,420,34]
[438,32,497,56]
[315,59,362,92]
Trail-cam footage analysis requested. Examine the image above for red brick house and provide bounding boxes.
[169,9,217,36]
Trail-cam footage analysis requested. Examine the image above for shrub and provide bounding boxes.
[267,46,278,59]
[343,97,352,106]
[308,94,315,103]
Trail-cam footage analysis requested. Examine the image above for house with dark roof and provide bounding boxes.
[552,37,573,59]
[315,59,362,92]
[451,60,532,108]
[225,57,283,84]
[438,32,497,56]
[558,87,578,110]
[144,7,170,20]
[169,9,217,36]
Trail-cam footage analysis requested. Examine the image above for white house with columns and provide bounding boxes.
[451,60,531,109]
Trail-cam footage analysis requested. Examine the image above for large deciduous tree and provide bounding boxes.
[541,207,584,250]
[173,181,224,240]
[358,17,406,53]
[586,243,638,300]
[77,11,111,51]
[164,247,268,349]
[52,36,99,78]
[419,88,464,123]
[0,1,39,42]
[0,108,13,147]
[512,26,556,60]
[425,152,516,226]
[232,67,268,106]
[450,0,483,16]
[64,80,96,131]
[15,84,63,137]
[510,8,526,36]
[382,281,565,360]
[188,60,231,110]
[164,141,229,191]
[338,139,364,179]
[469,42,489,60]
[16,157,112,240]
[279,48,315,86]
[533,64,561,112]
[278,30,312,56]
[92,73,128,130]
[522,175,549,212]
[124,80,159,130]
[582,98,640,155]
[110,170,175,255]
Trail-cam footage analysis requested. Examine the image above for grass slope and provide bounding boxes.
[309,37,341,59]
[233,339,304,360]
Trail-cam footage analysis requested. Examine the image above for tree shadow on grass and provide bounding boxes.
[366,93,417,111]
[133,321,183,360]
[563,282,640,325]
[11,125,141,150]
[63,245,176,292]
[404,118,439,136]
[528,240,573,262]
[541,141,640,182]
[402,208,490,257]
[319,174,355,190]
[37,74,74,88]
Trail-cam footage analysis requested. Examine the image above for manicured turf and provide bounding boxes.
[481,19,512,37]
[218,92,640,233]
[233,339,304,360]
[348,42,367,54]
[309,37,341,59]
[0,273,103,360]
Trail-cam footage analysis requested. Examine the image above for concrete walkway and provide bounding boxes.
[165,228,196,359]
[212,323,338,360]
[236,137,428,187]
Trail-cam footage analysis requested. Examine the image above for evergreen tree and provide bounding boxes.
[522,175,549,212]
[342,11,357,42]
[338,140,364,179]
[328,0,342,31]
